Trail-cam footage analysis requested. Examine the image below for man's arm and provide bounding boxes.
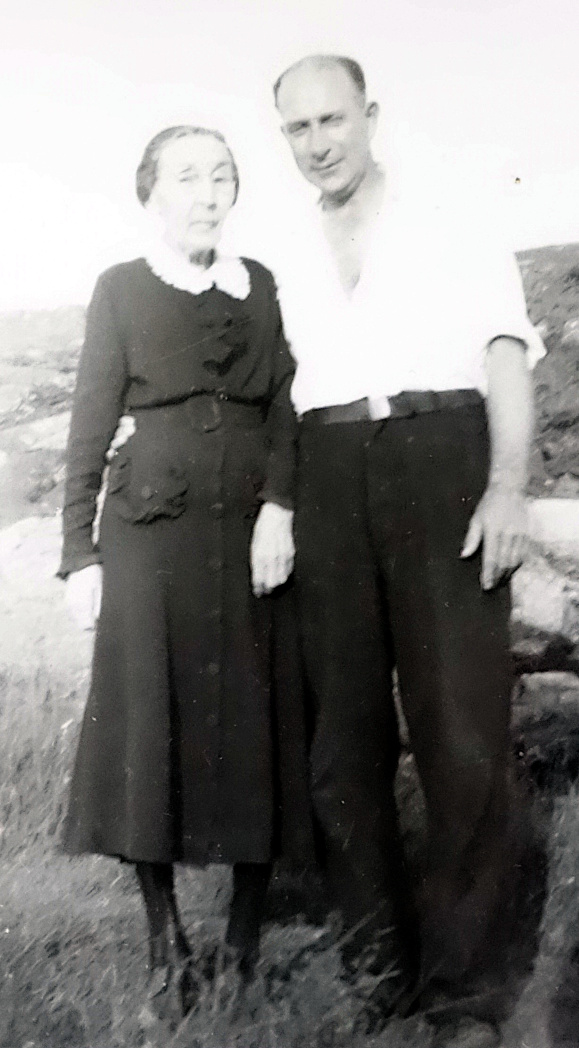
[461,336,534,590]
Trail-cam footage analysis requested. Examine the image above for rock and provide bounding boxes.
[510,620,579,675]
[515,670,579,707]
[0,385,23,419]
[539,431,579,478]
[512,671,579,791]
[0,515,93,682]
[505,499,579,668]
[535,318,552,342]
[528,499,579,557]
[511,555,579,639]
[27,475,58,503]
[552,475,579,499]
[0,515,62,584]
[561,318,579,346]
[17,412,70,452]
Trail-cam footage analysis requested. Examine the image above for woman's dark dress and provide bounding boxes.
[59,256,313,866]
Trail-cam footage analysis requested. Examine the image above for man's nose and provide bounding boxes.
[308,125,331,160]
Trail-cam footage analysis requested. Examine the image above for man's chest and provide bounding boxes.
[320,210,378,295]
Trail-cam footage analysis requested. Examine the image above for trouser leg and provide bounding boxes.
[295,423,413,972]
[367,405,513,984]
[226,862,272,980]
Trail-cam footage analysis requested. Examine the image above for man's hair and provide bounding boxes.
[135,125,239,206]
[273,55,367,107]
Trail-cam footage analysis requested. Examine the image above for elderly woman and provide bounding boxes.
[59,125,311,996]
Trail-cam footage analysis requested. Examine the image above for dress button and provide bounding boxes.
[208,607,220,621]
[206,713,218,728]
[208,556,223,572]
[141,485,153,499]
[207,662,220,676]
[211,502,224,517]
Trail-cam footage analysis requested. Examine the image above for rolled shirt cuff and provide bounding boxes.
[486,323,546,370]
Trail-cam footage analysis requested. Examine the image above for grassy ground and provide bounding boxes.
[0,660,578,1048]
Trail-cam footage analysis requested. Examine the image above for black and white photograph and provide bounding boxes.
[1,2,579,1046]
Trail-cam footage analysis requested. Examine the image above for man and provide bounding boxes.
[271,54,545,1032]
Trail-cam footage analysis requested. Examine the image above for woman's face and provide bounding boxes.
[147,134,237,260]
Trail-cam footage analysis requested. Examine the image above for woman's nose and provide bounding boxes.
[195,178,218,208]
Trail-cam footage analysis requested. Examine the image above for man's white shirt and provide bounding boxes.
[268,191,545,415]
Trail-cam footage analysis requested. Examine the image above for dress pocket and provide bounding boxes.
[107,449,189,524]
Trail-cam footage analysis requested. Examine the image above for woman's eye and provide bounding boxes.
[179,175,198,183]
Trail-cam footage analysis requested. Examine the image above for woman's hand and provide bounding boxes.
[65,564,103,630]
[251,502,295,597]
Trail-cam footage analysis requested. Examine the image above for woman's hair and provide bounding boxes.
[136,125,240,206]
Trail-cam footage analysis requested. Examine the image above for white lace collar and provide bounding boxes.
[145,238,251,300]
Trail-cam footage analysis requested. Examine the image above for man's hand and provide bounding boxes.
[251,502,295,597]
[65,563,103,630]
[460,485,528,591]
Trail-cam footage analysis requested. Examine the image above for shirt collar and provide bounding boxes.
[145,238,251,300]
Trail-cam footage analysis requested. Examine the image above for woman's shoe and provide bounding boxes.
[173,925,193,963]
[138,964,175,1031]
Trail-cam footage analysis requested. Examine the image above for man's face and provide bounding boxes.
[276,63,377,201]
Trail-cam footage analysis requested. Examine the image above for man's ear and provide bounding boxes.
[366,101,379,138]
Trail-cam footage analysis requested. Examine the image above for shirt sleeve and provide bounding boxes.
[450,212,546,376]
[58,272,128,578]
[259,277,298,511]
[479,244,546,370]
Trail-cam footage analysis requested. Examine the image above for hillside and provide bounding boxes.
[518,244,579,496]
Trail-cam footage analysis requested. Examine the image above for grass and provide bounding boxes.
[503,787,579,1047]
[0,660,578,1048]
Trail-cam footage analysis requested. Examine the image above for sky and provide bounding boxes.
[2,0,579,310]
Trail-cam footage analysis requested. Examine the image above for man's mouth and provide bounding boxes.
[312,160,342,176]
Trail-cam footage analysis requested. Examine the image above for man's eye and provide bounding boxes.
[326,115,344,126]
[289,125,307,136]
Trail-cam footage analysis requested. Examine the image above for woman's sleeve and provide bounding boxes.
[260,280,298,511]
[58,272,128,578]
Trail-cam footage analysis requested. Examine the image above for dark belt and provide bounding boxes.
[301,389,483,426]
[131,393,265,433]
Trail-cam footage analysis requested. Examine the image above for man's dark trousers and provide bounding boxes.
[294,393,513,985]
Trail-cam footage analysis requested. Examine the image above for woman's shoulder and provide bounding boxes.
[96,257,150,290]
[241,257,278,295]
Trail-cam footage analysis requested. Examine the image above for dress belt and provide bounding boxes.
[131,393,266,432]
[301,389,483,426]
